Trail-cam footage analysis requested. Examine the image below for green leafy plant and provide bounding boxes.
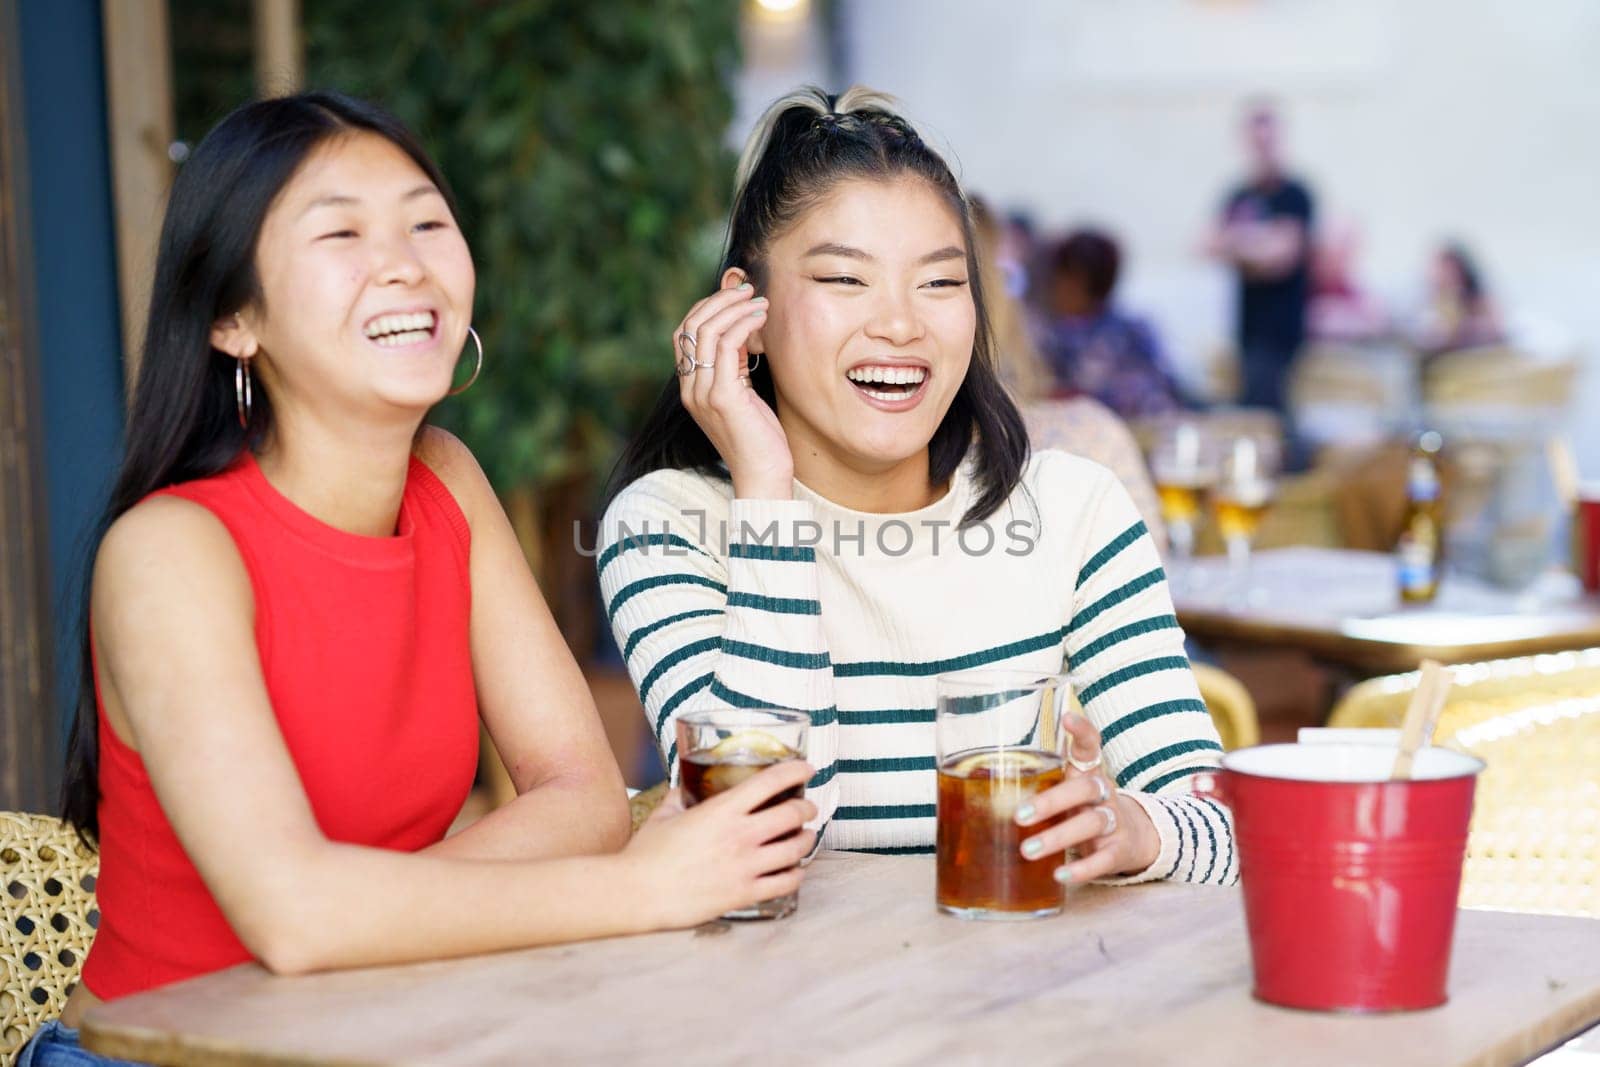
[303,0,740,492]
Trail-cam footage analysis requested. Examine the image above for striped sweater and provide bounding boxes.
[598,449,1236,884]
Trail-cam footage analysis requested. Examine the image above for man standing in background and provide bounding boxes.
[1209,100,1316,419]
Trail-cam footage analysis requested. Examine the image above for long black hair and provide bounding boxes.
[607,86,1028,525]
[60,91,458,841]
[1440,241,1487,306]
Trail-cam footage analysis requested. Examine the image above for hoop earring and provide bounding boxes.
[449,327,484,396]
[747,352,762,374]
[235,357,253,428]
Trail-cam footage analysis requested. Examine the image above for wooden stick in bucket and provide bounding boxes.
[1391,659,1451,780]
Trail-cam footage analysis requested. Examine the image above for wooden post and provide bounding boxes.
[253,0,303,98]
[0,0,57,811]
[101,0,175,391]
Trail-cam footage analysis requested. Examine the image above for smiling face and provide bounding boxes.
[750,175,975,486]
[212,130,475,427]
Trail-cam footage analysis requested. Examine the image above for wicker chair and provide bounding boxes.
[1288,342,1405,450]
[1328,649,1600,917]
[1193,662,1260,751]
[0,814,99,1066]
[1422,347,1578,443]
[1422,346,1577,408]
[629,783,669,833]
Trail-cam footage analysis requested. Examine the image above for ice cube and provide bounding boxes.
[706,730,798,763]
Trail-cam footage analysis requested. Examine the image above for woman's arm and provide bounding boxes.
[92,497,814,974]
[1060,468,1236,885]
[412,428,629,862]
[598,478,840,840]
[595,282,842,839]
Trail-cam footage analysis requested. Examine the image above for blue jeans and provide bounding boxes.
[14,1021,146,1066]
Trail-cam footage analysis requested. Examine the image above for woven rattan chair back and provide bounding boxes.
[629,783,669,834]
[1423,346,1577,408]
[1329,650,1600,917]
[0,813,99,1066]
[1192,663,1260,751]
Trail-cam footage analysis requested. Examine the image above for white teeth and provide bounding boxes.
[859,387,913,402]
[846,366,927,386]
[374,329,432,347]
[364,310,437,340]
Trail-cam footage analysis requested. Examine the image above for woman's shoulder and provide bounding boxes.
[96,494,252,615]
[602,467,734,530]
[1022,446,1119,501]
[411,426,488,512]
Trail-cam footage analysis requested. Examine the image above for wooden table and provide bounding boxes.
[1172,547,1600,674]
[83,852,1600,1066]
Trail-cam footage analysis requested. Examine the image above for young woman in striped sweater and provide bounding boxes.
[601,87,1236,887]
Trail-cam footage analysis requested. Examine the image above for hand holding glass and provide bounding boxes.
[676,708,810,919]
[935,672,1073,920]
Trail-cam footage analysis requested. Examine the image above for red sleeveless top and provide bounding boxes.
[83,452,479,1000]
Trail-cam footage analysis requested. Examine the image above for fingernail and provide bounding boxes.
[1014,803,1035,825]
[752,296,769,304]
[1054,865,1076,885]
[752,309,766,317]
[737,282,752,290]
[1021,837,1043,860]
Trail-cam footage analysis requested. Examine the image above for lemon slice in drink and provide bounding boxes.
[945,749,1058,821]
[946,749,1056,779]
[706,730,797,763]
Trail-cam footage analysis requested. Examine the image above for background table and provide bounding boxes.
[1172,547,1600,674]
[83,852,1600,1066]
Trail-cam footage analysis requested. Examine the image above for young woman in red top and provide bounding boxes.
[36,92,813,1057]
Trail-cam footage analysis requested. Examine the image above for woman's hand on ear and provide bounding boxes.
[673,281,794,500]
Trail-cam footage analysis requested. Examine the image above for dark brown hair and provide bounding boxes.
[607,86,1028,525]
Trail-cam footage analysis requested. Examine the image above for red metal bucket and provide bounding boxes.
[1193,743,1484,1012]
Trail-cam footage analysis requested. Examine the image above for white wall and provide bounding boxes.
[735,0,1600,470]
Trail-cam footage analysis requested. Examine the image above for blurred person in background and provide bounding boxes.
[1410,242,1505,357]
[1036,228,1190,420]
[972,198,1166,551]
[1207,100,1316,414]
[1307,221,1389,343]
[996,209,1039,303]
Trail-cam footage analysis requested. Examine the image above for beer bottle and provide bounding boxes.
[1396,430,1444,603]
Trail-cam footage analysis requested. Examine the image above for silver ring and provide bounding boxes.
[675,331,697,377]
[692,358,716,372]
[1091,776,1111,805]
[1067,751,1103,774]
[1094,803,1118,837]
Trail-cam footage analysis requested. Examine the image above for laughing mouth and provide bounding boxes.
[846,364,928,402]
[363,310,438,347]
